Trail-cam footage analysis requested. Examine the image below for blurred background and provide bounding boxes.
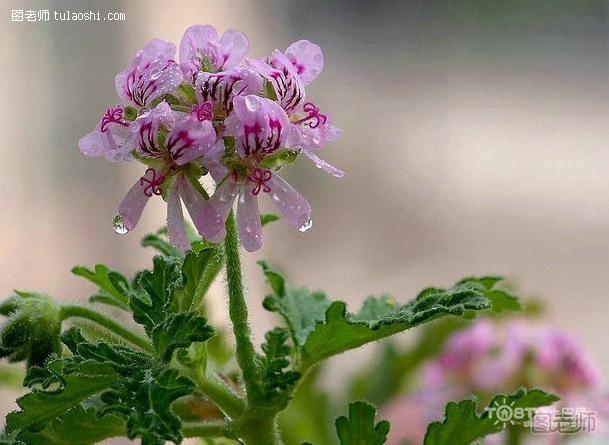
[1,0,608,442]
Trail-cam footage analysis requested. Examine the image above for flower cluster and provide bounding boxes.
[79,25,343,252]
[383,319,606,445]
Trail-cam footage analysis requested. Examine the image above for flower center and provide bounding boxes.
[139,168,166,197]
[248,168,272,195]
[294,102,327,129]
[100,106,128,132]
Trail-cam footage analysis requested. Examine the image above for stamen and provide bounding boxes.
[248,168,272,195]
[190,102,213,121]
[100,106,128,132]
[294,102,327,129]
[139,168,166,197]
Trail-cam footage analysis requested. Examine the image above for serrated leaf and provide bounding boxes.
[130,256,182,334]
[102,368,194,445]
[61,327,152,375]
[260,262,331,347]
[257,328,301,406]
[18,405,126,445]
[335,401,390,445]
[172,247,224,312]
[457,276,521,313]
[152,312,214,362]
[423,388,560,445]
[72,265,130,310]
[260,265,518,368]
[6,359,118,432]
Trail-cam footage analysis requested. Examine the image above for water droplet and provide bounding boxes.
[112,214,129,235]
[298,218,313,233]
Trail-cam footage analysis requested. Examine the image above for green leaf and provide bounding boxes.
[141,233,182,257]
[6,359,118,432]
[130,256,182,334]
[423,388,560,445]
[260,213,280,226]
[172,247,224,312]
[61,327,152,375]
[457,277,521,313]
[260,261,331,347]
[151,312,214,362]
[260,264,501,368]
[72,265,130,310]
[0,292,62,367]
[18,405,126,445]
[335,401,390,445]
[102,368,194,445]
[257,328,301,406]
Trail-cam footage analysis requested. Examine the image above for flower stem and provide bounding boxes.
[59,305,153,352]
[223,211,260,402]
[182,420,228,438]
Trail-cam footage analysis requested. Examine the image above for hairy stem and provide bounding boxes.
[192,365,246,419]
[224,211,260,402]
[182,420,228,438]
[59,305,153,352]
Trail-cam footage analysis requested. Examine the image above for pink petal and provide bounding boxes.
[78,130,106,158]
[199,181,239,243]
[179,25,219,81]
[285,40,324,85]
[267,173,311,228]
[237,190,263,252]
[177,175,206,235]
[167,116,217,165]
[218,30,249,70]
[231,95,290,157]
[140,39,177,61]
[303,149,345,178]
[166,182,191,253]
[117,176,152,231]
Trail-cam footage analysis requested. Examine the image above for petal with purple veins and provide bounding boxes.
[285,39,324,85]
[237,190,263,252]
[167,116,217,165]
[217,30,249,70]
[179,25,219,81]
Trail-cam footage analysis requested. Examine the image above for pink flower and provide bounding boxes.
[79,26,343,253]
[114,102,218,252]
[179,25,249,82]
[533,329,600,391]
[195,67,262,116]
[78,105,132,161]
[115,39,184,108]
[250,41,344,177]
[198,95,311,252]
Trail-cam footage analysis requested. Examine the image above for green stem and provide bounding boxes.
[182,420,228,438]
[506,426,522,445]
[59,305,153,352]
[224,211,259,402]
[192,366,246,419]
